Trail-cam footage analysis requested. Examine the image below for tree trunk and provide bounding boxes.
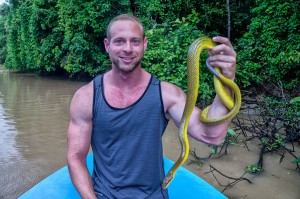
[226,0,231,40]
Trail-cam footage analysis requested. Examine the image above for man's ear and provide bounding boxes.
[104,38,109,53]
[143,37,148,50]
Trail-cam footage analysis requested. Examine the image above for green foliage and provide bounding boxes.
[155,0,255,42]
[59,0,103,77]
[57,0,133,78]
[17,1,35,71]
[258,95,300,143]
[211,146,218,155]
[0,3,9,64]
[245,164,264,173]
[290,97,300,104]
[3,0,133,77]
[261,135,285,151]
[133,0,166,27]
[1,0,255,82]
[291,156,300,164]
[290,96,300,118]
[144,10,217,103]
[237,0,300,89]
[5,1,21,70]
[1,0,297,94]
[31,0,63,74]
[5,0,62,73]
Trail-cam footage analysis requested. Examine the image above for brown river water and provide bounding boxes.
[0,66,299,199]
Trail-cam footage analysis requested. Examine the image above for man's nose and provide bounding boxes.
[123,41,133,52]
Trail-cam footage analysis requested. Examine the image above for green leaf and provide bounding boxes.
[291,156,300,164]
[290,97,300,104]
[245,164,264,173]
[212,146,218,155]
[227,128,237,137]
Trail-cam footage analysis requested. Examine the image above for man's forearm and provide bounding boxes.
[203,86,233,144]
[68,157,96,199]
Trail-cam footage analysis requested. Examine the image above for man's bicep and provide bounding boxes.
[161,81,206,137]
[67,87,93,159]
[67,118,92,160]
[161,81,187,127]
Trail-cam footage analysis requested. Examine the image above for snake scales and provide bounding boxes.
[162,37,242,189]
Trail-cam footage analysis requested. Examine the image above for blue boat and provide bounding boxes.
[20,154,227,199]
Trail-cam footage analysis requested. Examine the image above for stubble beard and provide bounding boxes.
[111,60,139,73]
[112,56,143,73]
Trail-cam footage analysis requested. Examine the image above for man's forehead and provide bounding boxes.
[109,20,143,37]
[110,20,141,30]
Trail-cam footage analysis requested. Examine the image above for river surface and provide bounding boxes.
[0,67,299,199]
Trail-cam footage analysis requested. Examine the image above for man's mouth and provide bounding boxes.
[120,57,134,63]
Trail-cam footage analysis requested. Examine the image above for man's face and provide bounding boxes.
[104,20,148,73]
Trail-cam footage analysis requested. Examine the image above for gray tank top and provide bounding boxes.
[92,74,169,199]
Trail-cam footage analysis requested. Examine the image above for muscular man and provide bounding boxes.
[67,14,236,199]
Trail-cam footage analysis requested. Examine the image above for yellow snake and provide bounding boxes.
[162,37,242,189]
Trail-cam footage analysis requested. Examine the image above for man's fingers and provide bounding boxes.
[212,36,233,49]
[208,54,236,64]
[206,36,237,80]
[209,44,235,56]
[208,60,236,80]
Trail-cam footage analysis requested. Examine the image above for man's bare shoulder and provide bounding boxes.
[70,81,94,121]
[73,81,93,101]
[160,81,186,109]
[161,81,185,98]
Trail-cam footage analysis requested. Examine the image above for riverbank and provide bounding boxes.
[163,121,300,199]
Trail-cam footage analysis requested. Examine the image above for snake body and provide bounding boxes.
[162,37,241,189]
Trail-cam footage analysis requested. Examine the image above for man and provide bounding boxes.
[67,14,237,199]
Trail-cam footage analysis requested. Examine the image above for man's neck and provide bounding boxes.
[108,67,149,89]
[103,67,151,108]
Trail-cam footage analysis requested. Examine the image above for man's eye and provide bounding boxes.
[132,39,140,45]
[114,40,125,45]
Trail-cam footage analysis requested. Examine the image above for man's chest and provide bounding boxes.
[104,86,146,108]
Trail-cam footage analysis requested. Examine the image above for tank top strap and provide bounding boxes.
[93,74,103,119]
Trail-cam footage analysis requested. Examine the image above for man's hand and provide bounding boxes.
[207,36,237,80]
